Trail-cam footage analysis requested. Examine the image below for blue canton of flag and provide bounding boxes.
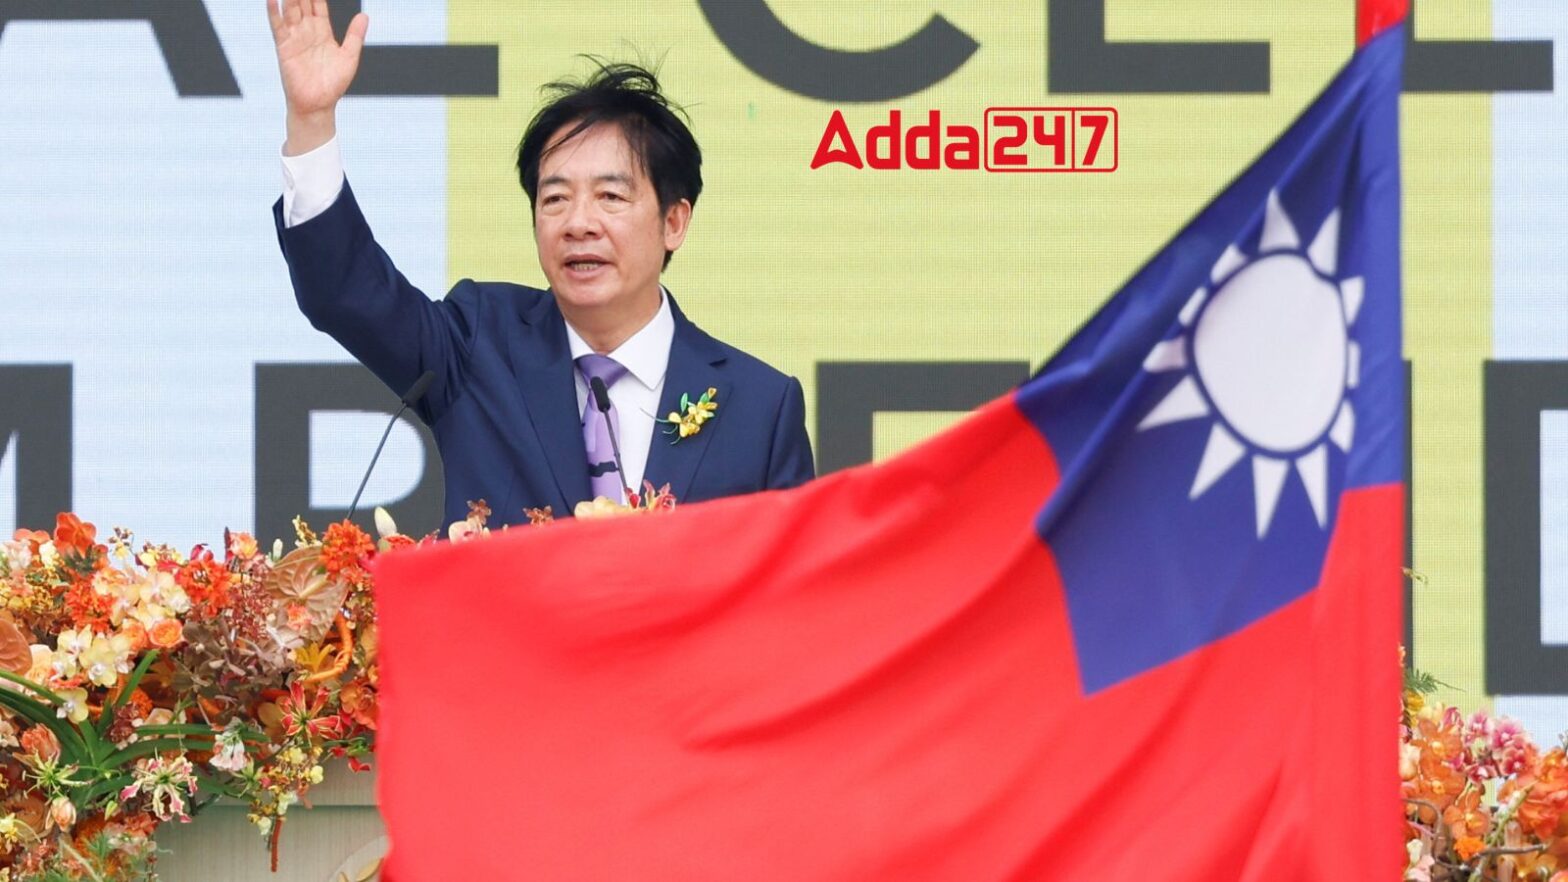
[1016,27,1405,694]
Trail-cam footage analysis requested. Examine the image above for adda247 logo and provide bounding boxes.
[810,108,1118,173]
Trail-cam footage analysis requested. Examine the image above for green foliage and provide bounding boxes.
[1404,665,1454,696]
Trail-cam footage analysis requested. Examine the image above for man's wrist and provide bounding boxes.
[284,109,338,157]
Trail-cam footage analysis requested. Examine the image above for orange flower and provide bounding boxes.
[1506,748,1568,842]
[12,528,48,551]
[1455,835,1486,862]
[118,621,149,653]
[1441,786,1489,842]
[175,554,232,618]
[20,726,59,762]
[321,521,375,580]
[63,580,115,633]
[116,688,154,724]
[1404,711,1469,815]
[339,680,378,730]
[147,619,183,649]
[226,530,258,562]
[53,513,96,555]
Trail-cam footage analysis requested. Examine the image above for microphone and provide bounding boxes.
[348,370,435,522]
[589,376,634,503]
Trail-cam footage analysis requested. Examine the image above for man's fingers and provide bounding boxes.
[341,12,370,59]
[311,0,328,20]
[282,0,303,27]
[266,0,283,37]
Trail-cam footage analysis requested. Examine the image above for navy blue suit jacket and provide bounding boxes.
[274,182,814,527]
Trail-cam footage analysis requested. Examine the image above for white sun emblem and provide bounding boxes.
[1138,190,1362,539]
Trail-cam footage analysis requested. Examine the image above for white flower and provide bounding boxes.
[374,506,399,539]
[209,720,249,773]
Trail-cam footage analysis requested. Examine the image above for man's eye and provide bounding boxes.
[601,192,625,202]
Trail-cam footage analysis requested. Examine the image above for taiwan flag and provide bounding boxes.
[374,17,1406,882]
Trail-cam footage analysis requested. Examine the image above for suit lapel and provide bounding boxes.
[644,297,728,503]
[508,296,592,514]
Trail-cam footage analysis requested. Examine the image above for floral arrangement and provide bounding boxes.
[0,491,677,881]
[1404,650,1568,881]
[0,511,407,881]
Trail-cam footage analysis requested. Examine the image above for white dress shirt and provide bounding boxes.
[282,137,671,502]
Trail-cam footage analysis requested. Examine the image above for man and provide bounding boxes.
[266,0,815,528]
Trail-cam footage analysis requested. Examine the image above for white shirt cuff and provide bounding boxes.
[280,136,346,228]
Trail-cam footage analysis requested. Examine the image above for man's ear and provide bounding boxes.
[663,199,693,253]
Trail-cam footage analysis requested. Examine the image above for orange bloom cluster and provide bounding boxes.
[320,521,375,586]
[1405,710,1479,836]
[175,550,232,619]
[1494,748,1568,878]
[62,579,116,634]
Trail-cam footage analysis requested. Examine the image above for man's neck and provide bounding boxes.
[559,287,663,354]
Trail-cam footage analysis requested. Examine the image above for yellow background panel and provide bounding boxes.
[448,1,1491,706]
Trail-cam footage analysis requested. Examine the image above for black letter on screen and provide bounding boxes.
[1404,0,1553,93]
[328,1,497,97]
[815,361,1029,475]
[1484,360,1568,695]
[255,363,444,544]
[0,1,239,96]
[1048,0,1269,94]
[0,365,72,530]
[699,0,977,102]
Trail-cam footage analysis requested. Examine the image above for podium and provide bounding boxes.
[154,761,384,882]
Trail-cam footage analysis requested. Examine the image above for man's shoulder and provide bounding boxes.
[685,322,798,393]
[446,280,557,322]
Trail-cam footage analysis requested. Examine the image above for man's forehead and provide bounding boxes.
[539,122,641,181]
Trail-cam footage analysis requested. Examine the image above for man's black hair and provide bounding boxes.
[517,60,702,269]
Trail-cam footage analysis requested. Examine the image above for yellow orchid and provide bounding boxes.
[79,638,120,688]
[56,687,90,724]
[660,386,719,443]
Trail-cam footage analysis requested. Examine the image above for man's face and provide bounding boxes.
[534,122,690,318]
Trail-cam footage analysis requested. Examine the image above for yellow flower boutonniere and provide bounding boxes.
[659,387,718,443]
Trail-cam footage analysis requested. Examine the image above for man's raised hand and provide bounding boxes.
[267,0,368,155]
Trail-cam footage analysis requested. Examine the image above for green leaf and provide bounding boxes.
[192,770,246,801]
[133,723,222,738]
[680,392,690,411]
[78,772,134,805]
[0,687,61,724]
[103,734,215,768]
[0,682,94,761]
[0,669,67,705]
[76,718,107,765]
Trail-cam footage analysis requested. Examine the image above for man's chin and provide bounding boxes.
[550,286,623,314]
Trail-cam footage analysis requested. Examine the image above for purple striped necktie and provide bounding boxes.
[576,354,630,501]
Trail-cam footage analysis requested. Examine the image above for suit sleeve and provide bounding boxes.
[765,376,816,490]
[273,179,479,425]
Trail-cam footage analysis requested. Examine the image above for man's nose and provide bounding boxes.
[564,200,602,237]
